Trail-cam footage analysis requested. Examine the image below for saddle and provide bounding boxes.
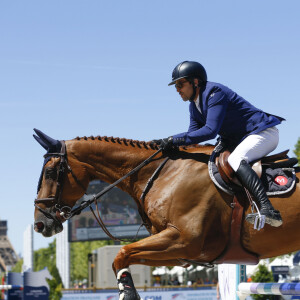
[212,149,298,265]
[216,149,297,186]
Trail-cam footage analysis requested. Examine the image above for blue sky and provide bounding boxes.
[0,1,300,255]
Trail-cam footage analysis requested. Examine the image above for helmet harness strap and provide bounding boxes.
[189,78,199,101]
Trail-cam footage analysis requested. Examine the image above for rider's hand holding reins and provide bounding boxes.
[151,136,174,150]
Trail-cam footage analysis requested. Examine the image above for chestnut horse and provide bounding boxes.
[33,129,300,299]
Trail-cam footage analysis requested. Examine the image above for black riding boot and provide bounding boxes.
[235,160,283,227]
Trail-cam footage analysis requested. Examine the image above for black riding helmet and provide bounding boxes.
[168,61,207,86]
[169,61,207,101]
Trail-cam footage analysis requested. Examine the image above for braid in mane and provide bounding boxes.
[73,135,159,150]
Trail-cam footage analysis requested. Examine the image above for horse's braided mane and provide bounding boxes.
[73,136,214,151]
[73,135,159,150]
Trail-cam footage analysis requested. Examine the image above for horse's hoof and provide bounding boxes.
[117,268,141,300]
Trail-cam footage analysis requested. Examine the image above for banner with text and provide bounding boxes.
[62,287,217,300]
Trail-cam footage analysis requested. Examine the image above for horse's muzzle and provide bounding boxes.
[34,213,63,237]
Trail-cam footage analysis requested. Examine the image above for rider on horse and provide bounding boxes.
[153,61,284,227]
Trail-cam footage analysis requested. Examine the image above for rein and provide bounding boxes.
[35,141,163,240]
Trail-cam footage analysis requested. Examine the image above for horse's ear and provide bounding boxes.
[33,128,61,152]
[33,128,60,147]
[33,134,48,150]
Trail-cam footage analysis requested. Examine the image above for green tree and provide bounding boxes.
[251,264,277,300]
[33,239,62,300]
[11,258,23,273]
[34,239,56,272]
[294,138,300,164]
[47,264,62,300]
[70,240,109,284]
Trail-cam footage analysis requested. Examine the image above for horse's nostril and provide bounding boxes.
[35,222,45,233]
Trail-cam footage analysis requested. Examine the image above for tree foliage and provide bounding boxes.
[251,264,277,300]
[33,239,62,300]
[70,240,110,284]
[47,264,62,300]
[11,258,23,273]
[34,239,56,272]
[294,137,300,164]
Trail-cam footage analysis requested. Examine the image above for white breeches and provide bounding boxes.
[228,126,279,171]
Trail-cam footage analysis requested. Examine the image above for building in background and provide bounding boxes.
[0,255,6,273]
[0,220,18,271]
[23,224,33,272]
[89,245,151,288]
[56,223,70,288]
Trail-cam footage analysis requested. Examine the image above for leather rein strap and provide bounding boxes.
[91,156,169,241]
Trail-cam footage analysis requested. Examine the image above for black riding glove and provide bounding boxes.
[214,138,227,154]
[152,136,174,151]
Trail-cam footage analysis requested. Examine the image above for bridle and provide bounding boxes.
[35,140,163,240]
[34,140,87,224]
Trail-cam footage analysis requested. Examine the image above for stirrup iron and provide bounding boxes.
[245,200,266,231]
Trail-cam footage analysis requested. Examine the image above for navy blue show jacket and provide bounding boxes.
[172,81,284,146]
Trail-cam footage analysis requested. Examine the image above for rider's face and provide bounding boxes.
[175,79,193,102]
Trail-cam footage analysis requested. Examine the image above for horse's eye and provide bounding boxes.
[44,167,58,180]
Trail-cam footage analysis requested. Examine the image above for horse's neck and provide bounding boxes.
[67,138,159,198]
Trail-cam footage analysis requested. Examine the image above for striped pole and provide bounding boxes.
[237,282,300,300]
[0,285,23,290]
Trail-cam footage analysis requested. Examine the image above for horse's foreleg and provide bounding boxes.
[113,226,183,271]
[113,226,187,300]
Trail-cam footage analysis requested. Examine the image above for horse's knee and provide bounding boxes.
[113,246,130,271]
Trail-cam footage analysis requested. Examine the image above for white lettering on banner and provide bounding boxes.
[140,290,217,300]
[62,295,102,299]
[62,289,217,300]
